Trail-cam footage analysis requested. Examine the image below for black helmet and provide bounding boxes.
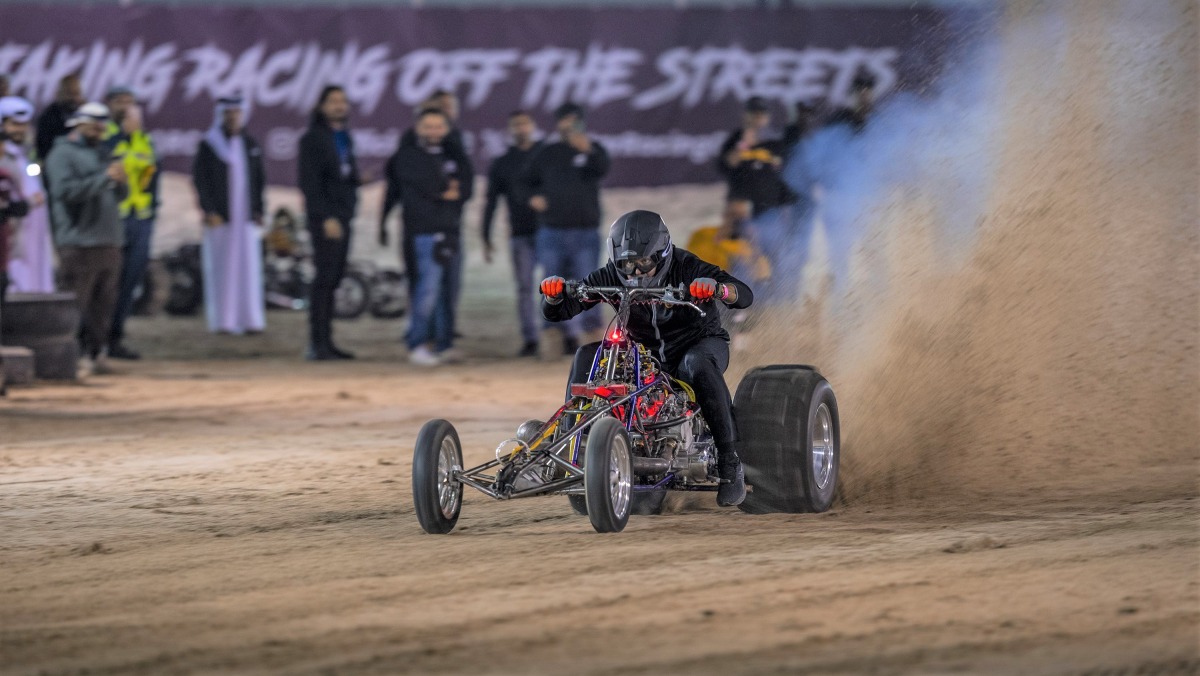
[608,210,673,288]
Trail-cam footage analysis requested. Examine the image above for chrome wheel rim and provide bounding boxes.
[812,402,834,490]
[609,433,632,518]
[437,437,461,519]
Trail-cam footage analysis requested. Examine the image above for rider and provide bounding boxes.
[540,210,754,507]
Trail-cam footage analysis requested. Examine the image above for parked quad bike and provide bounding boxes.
[162,244,405,320]
[412,282,840,534]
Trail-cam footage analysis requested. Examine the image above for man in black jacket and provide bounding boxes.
[390,108,473,366]
[482,110,542,357]
[522,102,609,355]
[298,85,360,361]
[36,74,83,164]
[192,96,267,335]
[717,97,796,218]
[540,210,754,507]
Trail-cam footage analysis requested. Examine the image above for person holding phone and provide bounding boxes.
[521,102,610,356]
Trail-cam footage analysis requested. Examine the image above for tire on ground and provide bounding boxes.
[412,419,464,535]
[368,270,407,319]
[733,365,840,514]
[584,416,633,533]
[334,269,372,320]
[1,294,81,380]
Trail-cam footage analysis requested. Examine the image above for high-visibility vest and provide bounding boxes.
[106,122,157,219]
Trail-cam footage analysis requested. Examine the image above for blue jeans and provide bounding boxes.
[110,215,154,345]
[407,233,462,352]
[510,235,539,345]
[535,227,601,338]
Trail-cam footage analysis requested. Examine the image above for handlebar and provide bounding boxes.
[566,282,706,317]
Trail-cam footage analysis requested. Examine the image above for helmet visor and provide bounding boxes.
[616,255,659,277]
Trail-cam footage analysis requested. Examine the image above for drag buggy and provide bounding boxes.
[412,283,840,534]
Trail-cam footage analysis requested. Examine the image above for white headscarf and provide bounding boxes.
[204,96,245,164]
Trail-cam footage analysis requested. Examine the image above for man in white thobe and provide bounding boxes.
[192,97,266,334]
[1,97,54,293]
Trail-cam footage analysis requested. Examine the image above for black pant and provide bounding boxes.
[59,246,122,359]
[308,221,350,349]
[569,336,738,460]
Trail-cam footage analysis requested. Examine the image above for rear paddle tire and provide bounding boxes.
[412,419,464,534]
[734,366,840,514]
[584,417,633,533]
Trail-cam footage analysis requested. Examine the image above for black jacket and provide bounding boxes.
[543,248,753,364]
[482,141,541,244]
[36,101,75,162]
[383,126,466,227]
[389,139,474,238]
[191,132,266,222]
[298,120,360,224]
[717,129,796,215]
[522,139,610,230]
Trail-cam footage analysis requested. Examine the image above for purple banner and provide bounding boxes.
[0,5,950,186]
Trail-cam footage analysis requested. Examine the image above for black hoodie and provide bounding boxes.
[387,136,474,238]
[522,138,610,230]
[542,248,753,364]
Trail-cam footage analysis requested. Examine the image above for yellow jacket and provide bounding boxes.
[106,122,158,219]
[687,225,772,282]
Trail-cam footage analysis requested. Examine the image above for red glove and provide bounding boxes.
[540,276,566,299]
[690,277,719,300]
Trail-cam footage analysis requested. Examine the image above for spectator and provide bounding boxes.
[103,86,160,360]
[44,102,127,377]
[36,73,83,163]
[717,96,796,218]
[825,73,876,134]
[522,102,610,355]
[0,74,9,98]
[686,198,771,286]
[0,160,29,396]
[482,110,542,357]
[383,89,467,307]
[1,96,55,293]
[192,96,266,335]
[0,161,29,308]
[389,108,473,367]
[298,85,360,361]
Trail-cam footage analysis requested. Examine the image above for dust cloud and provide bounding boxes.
[743,0,1198,505]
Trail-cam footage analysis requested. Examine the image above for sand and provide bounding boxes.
[1,1,1197,673]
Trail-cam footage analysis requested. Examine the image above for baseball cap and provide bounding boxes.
[67,102,110,127]
[0,96,33,123]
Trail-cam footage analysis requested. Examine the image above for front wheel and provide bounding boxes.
[412,419,464,534]
[584,417,633,533]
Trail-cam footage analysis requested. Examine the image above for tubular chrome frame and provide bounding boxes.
[450,284,712,502]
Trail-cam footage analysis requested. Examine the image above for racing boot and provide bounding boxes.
[716,451,746,507]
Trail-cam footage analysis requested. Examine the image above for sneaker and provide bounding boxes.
[92,354,116,375]
[108,343,141,360]
[76,356,95,379]
[437,347,466,364]
[409,345,441,367]
[562,335,579,356]
[517,342,539,358]
[716,461,746,507]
